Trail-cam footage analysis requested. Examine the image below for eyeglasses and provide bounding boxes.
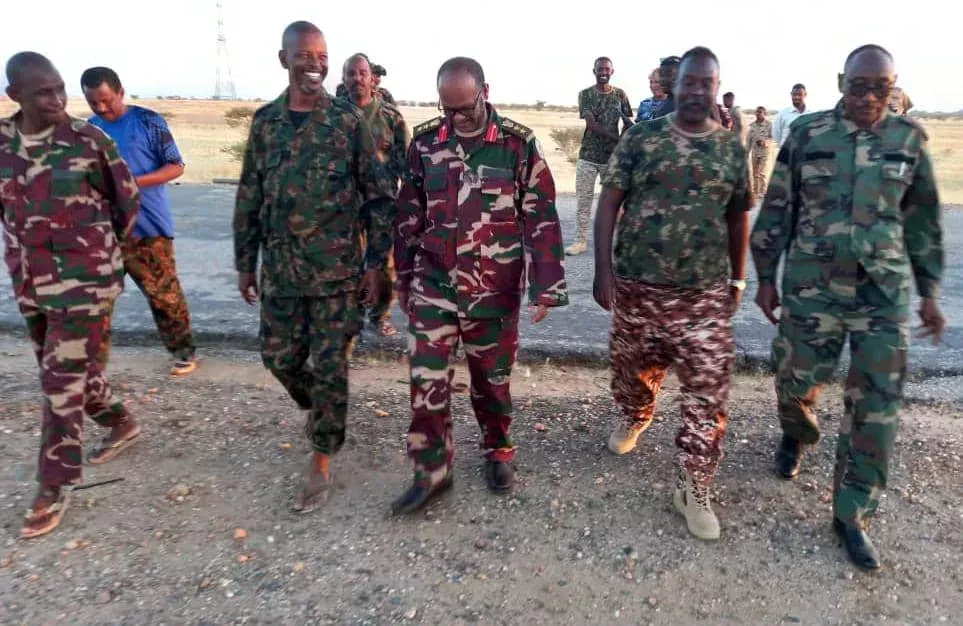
[845,81,894,99]
[437,91,483,117]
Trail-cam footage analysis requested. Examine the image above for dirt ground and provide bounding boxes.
[0,335,960,625]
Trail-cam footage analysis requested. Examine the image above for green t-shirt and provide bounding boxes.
[578,86,632,164]
[602,114,750,288]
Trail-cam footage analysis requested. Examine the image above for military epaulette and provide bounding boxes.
[893,114,930,141]
[412,116,444,137]
[73,117,111,145]
[499,117,534,141]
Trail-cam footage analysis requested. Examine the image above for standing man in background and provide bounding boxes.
[342,53,409,337]
[371,64,396,105]
[567,57,633,256]
[81,66,198,376]
[723,91,744,143]
[772,83,808,148]
[746,106,773,203]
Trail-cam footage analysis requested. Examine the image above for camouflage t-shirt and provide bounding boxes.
[578,86,632,164]
[602,114,750,288]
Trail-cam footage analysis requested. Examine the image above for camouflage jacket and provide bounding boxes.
[232,88,397,297]
[377,87,396,106]
[394,105,569,319]
[746,119,773,155]
[0,113,139,310]
[359,98,409,184]
[750,101,942,305]
[601,114,750,289]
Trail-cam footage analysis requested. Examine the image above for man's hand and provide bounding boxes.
[358,269,382,307]
[593,268,616,311]
[916,297,947,345]
[754,282,780,324]
[238,272,258,305]
[729,286,744,316]
[529,304,549,324]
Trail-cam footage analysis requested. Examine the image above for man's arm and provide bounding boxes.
[137,112,186,188]
[232,119,263,276]
[593,132,636,310]
[100,137,140,240]
[355,121,397,272]
[902,139,943,299]
[580,89,619,141]
[726,146,752,307]
[772,113,784,147]
[520,138,568,308]
[394,141,427,299]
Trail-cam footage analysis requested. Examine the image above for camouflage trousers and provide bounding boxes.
[122,237,195,360]
[573,159,608,244]
[773,267,908,524]
[749,152,771,203]
[406,298,520,487]
[19,300,131,487]
[611,278,734,486]
[259,292,361,455]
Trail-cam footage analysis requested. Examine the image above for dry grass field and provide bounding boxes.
[1,97,960,202]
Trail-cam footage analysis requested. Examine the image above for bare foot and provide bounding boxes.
[291,452,332,514]
[21,484,70,539]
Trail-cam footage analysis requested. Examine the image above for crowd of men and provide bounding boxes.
[0,23,946,575]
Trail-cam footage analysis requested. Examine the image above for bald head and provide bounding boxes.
[844,44,895,77]
[281,20,323,51]
[5,51,56,88]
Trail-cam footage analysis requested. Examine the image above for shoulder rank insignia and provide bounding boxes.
[413,116,444,137]
[499,117,534,141]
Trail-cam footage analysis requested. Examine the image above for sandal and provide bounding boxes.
[21,487,71,539]
[87,425,142,465]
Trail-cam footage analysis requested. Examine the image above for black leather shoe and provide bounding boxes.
[833,518,881,570]
[485,461,514,493]
[390,474,453,516]
[775,435,805,480]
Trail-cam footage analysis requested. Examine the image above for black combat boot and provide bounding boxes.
[833,518,881,570]
[390,474,454,516]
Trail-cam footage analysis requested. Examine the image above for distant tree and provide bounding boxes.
[549,127,582,165]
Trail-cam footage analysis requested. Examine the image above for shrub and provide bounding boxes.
[549,127,583,165]
[224,106,255,128]
[221,140,247,163]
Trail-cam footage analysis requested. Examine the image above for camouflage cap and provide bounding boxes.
[371,64,387,77]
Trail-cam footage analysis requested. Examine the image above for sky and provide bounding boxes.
[3,0,959,113]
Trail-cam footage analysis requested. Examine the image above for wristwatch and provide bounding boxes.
[729,278,747,290]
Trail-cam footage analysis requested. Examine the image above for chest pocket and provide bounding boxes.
[51,170,86,199]
[797,151,836,214]
[478,165,517,222]
[878,153,915,218]
[424,163,449,193]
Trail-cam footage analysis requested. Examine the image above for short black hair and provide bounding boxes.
[437,56,485,87]
[660,55,681,68]
[792,83,806,92]
[5,51,56,88]
[281,21,323,50]
[844,44,894,71]
[80,66,122,92]
[680,46,719,70]
[723,91,734,98]
[593,56,612,68]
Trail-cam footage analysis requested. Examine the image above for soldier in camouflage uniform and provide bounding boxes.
[232,22,396,513]
[751,45,945,570]
[342,53,410,337]
[567,57,633,256]
[370,64,396,105]
[888,86,913,115]
[1,52,142,539]
[746,106,773,201]
[594,47,751,541]
[390,57,568,514]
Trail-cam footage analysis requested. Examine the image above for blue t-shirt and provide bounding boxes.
[89,105,183,238]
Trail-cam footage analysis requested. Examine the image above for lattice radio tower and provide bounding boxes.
[214,1,238,100]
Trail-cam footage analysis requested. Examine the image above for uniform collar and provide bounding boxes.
[437,103,501,144]
[267,87,333,123]
[0,111,75,155]
[833,98,893,136]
